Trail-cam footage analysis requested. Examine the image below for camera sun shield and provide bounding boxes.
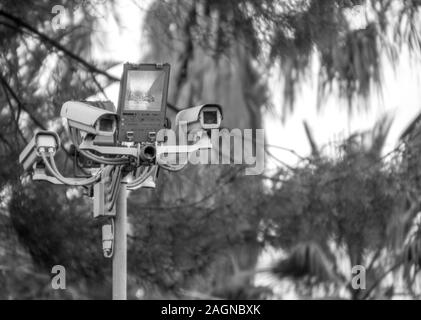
[174,104,223,134]
[61,101,118,137]
[117,63,170,144]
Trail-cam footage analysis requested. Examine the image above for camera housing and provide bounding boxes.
[174,104,223,134]
[61,101,119,137]
[19,131,60,171]
[117,63,170,144]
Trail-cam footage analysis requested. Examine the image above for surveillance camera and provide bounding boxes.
[174,104,223,133]
[19,131,60,171]
[61,101,119,137]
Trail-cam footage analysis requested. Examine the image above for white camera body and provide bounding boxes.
[61,101,119,137]
[19,131,60,171]
[174,104,222,134]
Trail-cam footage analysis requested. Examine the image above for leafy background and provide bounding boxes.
[0,0,421,299]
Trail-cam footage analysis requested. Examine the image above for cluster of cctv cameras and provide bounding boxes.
[19,101,223,183]
[18,62,223,258]
[19,62,223,199]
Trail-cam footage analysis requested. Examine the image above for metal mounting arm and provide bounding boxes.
[79,139,139,158]
[156,134,212,156]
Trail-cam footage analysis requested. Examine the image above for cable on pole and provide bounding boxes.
[40,150,101,186]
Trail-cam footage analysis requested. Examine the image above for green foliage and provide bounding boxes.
[0,0,420,300]
[0,1,117,299]
[8,183,107,280]
[257,116,412,298]
[127,166,264,295]
[147,0,421,117]
[271,242,339,283]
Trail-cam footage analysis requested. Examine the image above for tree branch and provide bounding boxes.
[0,74,77,161]
[361,260,402,300]
[0,74,46,130]
[0,10,119,82]
[0,12,184,115]
[2,82,27,143]
[0,132,13,151]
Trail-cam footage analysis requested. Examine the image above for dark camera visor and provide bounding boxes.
[98,117,114,132]
[203,111,218,124]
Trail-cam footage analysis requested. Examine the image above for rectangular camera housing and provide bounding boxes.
[117,63,170,144]
[174,104,223,133]
[19,131,60,171]
[61,101,119,137]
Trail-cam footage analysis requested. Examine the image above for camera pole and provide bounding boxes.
[19,97,222,301]
[112,182,127,300]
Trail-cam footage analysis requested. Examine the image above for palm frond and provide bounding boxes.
[369,113,393,156]
[270,242,340,284]
[303,120,320,158]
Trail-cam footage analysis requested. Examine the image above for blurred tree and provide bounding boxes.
[0,0,420,300]
[0,0,119,298]
[260,116,411,299]
[391,112,421,297]
[138,0,270,297]
[144,0,421,118]
[136,0,421,299]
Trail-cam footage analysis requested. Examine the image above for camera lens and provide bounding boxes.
[140,145,156,161]
[98,117,115,132]
[203,111,217,124]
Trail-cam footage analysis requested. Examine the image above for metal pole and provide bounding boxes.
[112,182,127,300]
